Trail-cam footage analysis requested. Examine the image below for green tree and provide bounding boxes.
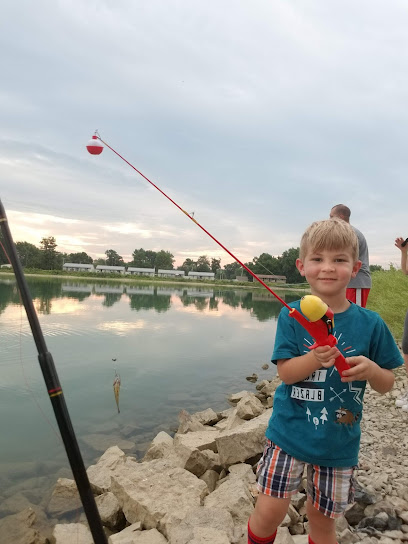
[223,262,241,279]
[67,252,93,264]
[211,258,221,275]
[252,253,281,276]
[154,250,174,271]
[0,230,8,265]
[105,249,124,266]
[279,247,303,283]
[39,236,59,270]
[15,241,41,268]
[145,250,157,268]
[179,258,196,274]
[130,248,156,268]
[196,255,211,272]
[370,264,383,272]
[102,293,122,308]
[128,292,171,313]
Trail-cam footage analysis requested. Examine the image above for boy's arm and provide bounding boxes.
[341,357,395,393]
[277,345,340,384]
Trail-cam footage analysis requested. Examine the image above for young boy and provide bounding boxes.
[248,219,403,544]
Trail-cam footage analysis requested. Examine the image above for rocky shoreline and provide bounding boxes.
[1,366,407,544]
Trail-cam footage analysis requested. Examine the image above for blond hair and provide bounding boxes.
[299,218,358,262]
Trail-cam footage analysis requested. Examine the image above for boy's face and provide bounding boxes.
[296,248,361,298]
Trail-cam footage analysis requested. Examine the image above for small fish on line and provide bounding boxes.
[113,371,121,413]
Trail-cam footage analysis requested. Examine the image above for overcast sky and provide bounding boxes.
[1,1,407,268]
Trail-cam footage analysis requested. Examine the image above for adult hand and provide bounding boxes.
[395,237,406,251]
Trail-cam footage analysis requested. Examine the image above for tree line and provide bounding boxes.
[0,234,385,283]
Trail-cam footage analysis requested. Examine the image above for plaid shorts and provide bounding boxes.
[256,440,355,519]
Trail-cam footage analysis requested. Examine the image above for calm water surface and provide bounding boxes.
[0,276,300,518]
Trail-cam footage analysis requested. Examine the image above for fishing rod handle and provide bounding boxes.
[289,308,350,376]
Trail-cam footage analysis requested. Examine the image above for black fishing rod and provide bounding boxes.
[0,199,108,544]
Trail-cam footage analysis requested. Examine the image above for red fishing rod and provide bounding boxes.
[86,133,349,375]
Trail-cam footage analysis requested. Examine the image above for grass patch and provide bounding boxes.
[367,269,408,341]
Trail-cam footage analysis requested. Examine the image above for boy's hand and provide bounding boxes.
[313,345,340,368]
[340,356,376,382]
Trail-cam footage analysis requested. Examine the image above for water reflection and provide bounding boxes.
[0,276,306,522]
[0,278,299,321]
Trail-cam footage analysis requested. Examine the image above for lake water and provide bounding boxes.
[0,276,300,519]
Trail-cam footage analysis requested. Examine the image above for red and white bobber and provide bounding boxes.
[86,135,103,155]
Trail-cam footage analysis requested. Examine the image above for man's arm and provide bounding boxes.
[395,237,408,275]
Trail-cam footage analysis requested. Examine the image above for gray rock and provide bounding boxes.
[228,391,250,404]
[109,527,166,544]
[143,432,174,462]
[87,446,128,494]
[53,523,94,544]
[192,408,220,426]
[357,515,388,531]
[0,507,48,544]
[200,470,220,493]
[95,492,125,530]
[216,409,271,466]
[204,478,254,525]
[236,394,265,420]
[47,478,81,517]
[177,410,209,434]
[337,528,360,544]
[167,506,234,544]
[110,458,208,537]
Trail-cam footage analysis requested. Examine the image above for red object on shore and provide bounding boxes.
[86,135,103,155]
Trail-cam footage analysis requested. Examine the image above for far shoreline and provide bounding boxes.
[0,270,310,293]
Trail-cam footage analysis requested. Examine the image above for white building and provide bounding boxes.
[63,263,94,272]
[256,274,286,283]
[127,267,155,277]
[94,285,124,294]
[126,287,155,295]
[186,289,214,297]
[61,283,93,293]
[187,271,215,280]
[95,265,126,274]
[157,269,185,278]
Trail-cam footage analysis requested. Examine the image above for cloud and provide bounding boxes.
[1,1,408,268]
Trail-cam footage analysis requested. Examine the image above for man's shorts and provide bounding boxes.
[402,309,408,355]
[256,440,355,519]
[346,288,370,308]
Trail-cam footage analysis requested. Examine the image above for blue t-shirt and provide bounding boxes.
[266,301,403,467]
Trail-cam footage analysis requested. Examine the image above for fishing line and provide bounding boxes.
[95,134,291,310]
[89,133,351,376]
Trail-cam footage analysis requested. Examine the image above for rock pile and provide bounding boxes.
[1,368,408,544]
